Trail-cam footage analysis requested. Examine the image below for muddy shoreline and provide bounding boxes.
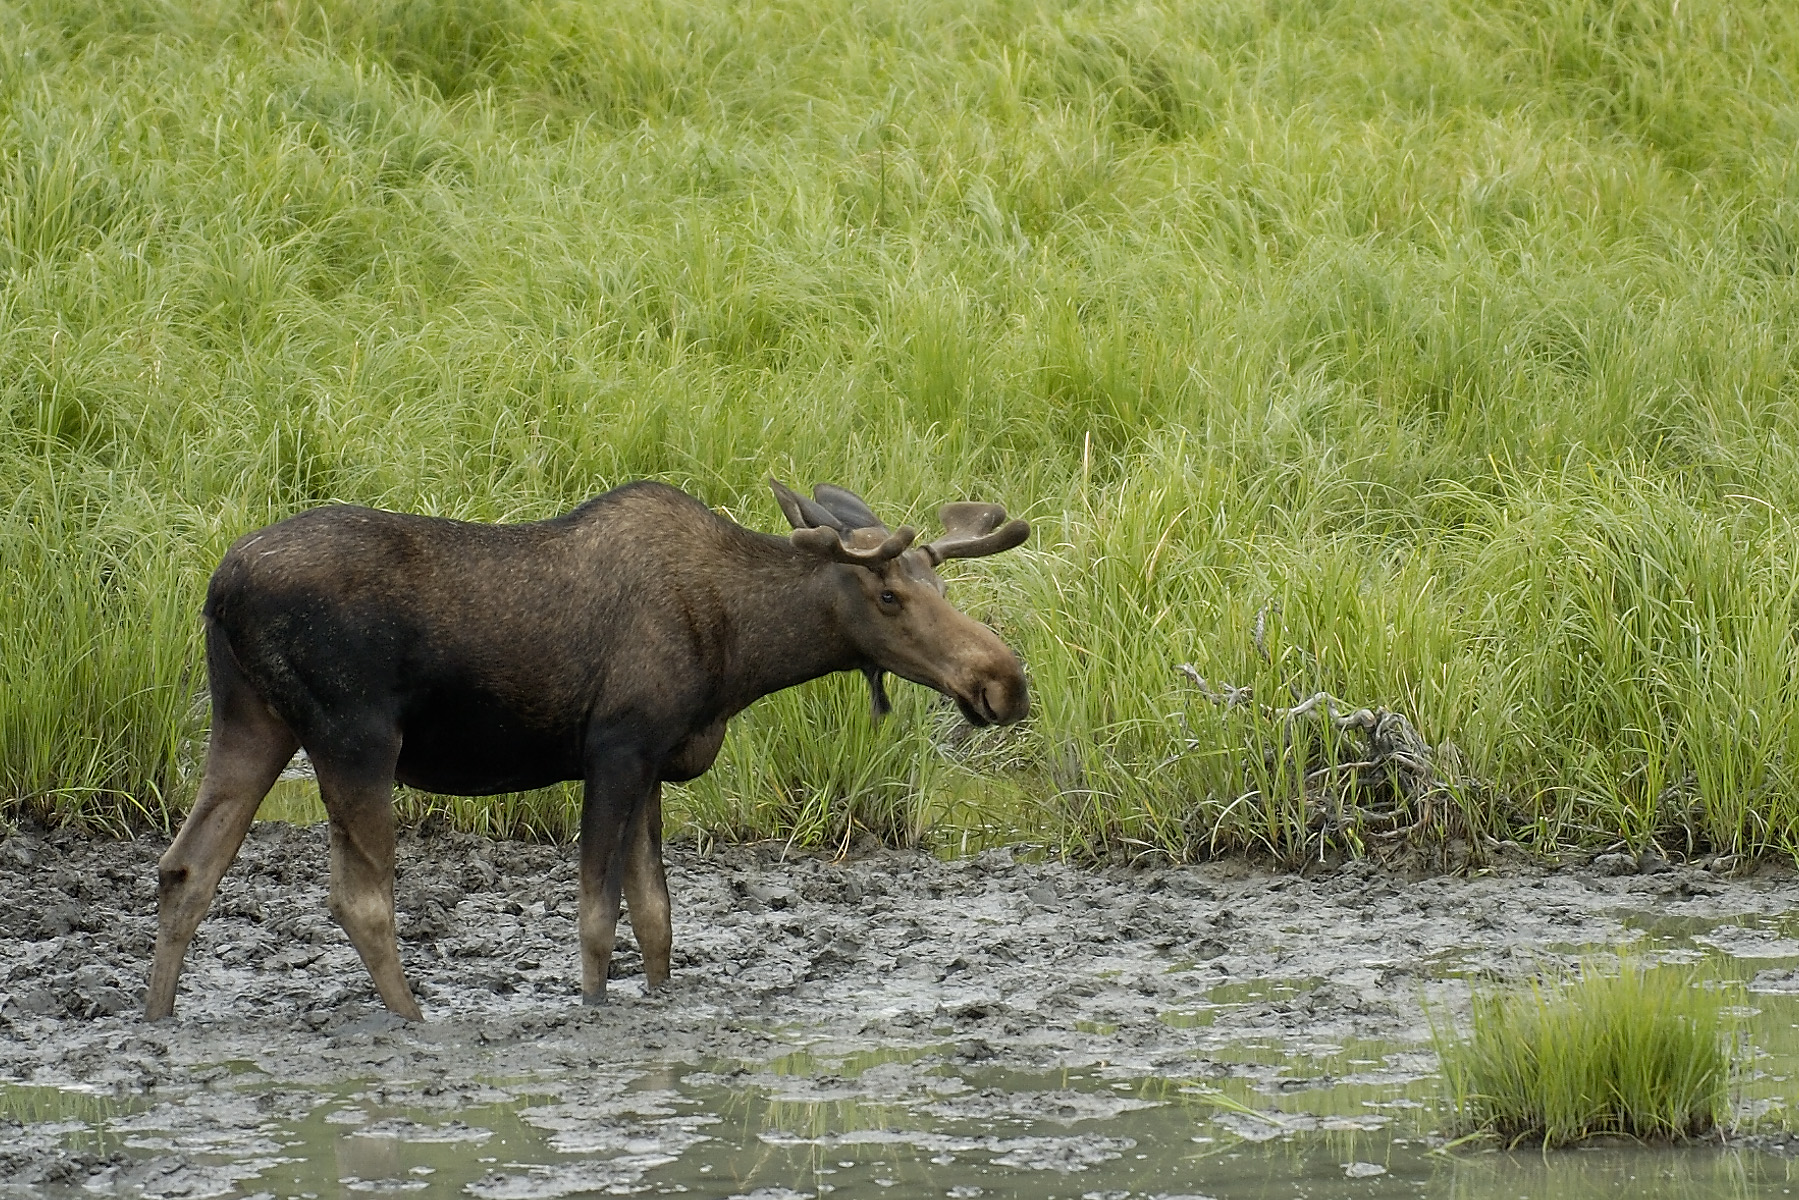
[3,823,1797,1194]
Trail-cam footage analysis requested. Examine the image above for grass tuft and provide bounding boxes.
[1434,959,1739,1149]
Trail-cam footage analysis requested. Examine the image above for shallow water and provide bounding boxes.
[7,1053,1799,1199]
[9,936,1799,1199]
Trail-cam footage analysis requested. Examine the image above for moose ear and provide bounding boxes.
[922,502,1030,563]
[770,478,847,532]
[810,483,887,534]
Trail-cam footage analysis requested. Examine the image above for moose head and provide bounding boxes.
[770,479,1030,727]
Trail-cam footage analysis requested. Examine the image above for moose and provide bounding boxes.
[144,479,1029,1021]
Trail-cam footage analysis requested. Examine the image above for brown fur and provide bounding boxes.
[145,481,1029,1020]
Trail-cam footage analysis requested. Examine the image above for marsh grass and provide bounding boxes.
[1434,959,1739,1149]
[6,0,1799,859]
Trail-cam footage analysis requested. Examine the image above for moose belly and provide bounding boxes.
[660,722,726,782]
[394,699,583,796]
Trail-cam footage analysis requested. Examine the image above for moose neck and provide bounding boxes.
[711,538,867,714]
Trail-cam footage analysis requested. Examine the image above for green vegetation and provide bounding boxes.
[1435,959,1738,1148]
[5,0,1799,860]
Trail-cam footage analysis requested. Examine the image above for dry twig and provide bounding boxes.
[1173,662,1465,858]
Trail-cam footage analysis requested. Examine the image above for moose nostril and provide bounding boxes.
[985,678,1028,725]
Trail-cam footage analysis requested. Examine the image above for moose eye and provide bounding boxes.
[878,589,899,608]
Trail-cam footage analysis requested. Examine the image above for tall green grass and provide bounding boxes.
[5,0,1799,861]
[1435,959,1739,1148]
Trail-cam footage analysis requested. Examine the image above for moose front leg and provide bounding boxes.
[621,783,672,989]
[578,748,655,1004]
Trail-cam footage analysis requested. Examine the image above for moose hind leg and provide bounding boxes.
[316,755,422,1021]
[146,691,298,1021]
[621,784,672,989]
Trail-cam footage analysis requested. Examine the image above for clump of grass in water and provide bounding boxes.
[1435,960,1739,1149]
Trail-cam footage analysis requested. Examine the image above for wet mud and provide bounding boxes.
[2,823,1797,1196]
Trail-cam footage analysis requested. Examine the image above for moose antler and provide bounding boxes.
[922,502,1029,564]
[789,523,918,565]
[771,479,916,566]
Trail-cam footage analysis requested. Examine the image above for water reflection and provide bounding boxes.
[1437,1145,1790,1200]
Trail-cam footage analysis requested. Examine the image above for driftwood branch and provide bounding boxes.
[1173,661,1466,857]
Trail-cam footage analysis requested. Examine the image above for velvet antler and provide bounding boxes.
[921,502,1029,564]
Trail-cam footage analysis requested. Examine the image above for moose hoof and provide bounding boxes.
[582,990,608,1007]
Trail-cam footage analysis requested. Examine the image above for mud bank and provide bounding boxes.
[2,824,1796,1194]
